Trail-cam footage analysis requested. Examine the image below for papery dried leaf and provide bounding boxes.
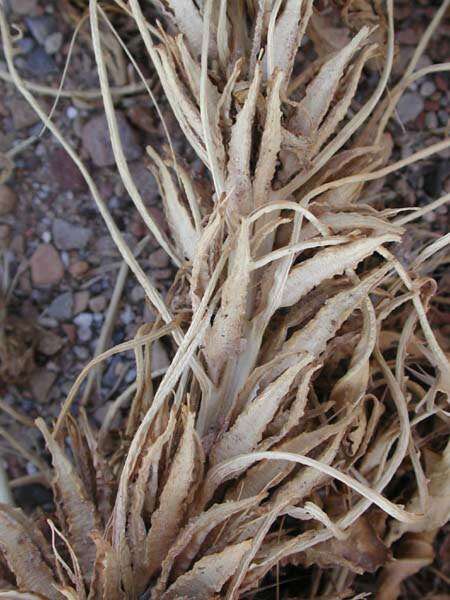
[225,66,261,219]
[145,411,203,578]
[203,221,251,383]
[288,27,369,137]
[156,46,208,164]
[311,43,377,154]
[330,297,376,409]
[269,0,313,84]
[388,440,450,544]
[147,145,199,261]
[268,425,345,507]
[191,210,223,311]
[210,356,313,465]
[281,234,399,307]
[376,532,434,600]
[298,211,403,241]
[87,534,124,600]
[227,418,350,501]
[129,413,176,591]
[253,70,284,208]
[304,515,389,574]
[154,0,204,58]
[155,496,262,596]
[160,540,253,600]
[271,263,393,380]
[36,419,100,583]
[0,505,62,600]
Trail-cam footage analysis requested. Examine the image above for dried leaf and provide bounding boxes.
[155,496,262,596]
[203,220,251,383]
[288,27,369,137]
[281,235,399,307]
[147,145,199,261]
[210,356,313,465]
[0,505,61,600]
[225,66,261,219]
[145,411,204,578]
[36,419,100,583]
[87,534,124,600]
[160,540,253,600]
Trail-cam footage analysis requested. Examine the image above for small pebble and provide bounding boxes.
[30,244,64,286]
[396,92,424,123]
[420,81,436,97]
[120,305,134,325]
[66,106,78,119]
[44,31,63,55]
[89,295,107,313]
[0,184,17,216]
[74,312,93,329]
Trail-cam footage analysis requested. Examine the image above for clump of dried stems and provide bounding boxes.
[0,0,449,598]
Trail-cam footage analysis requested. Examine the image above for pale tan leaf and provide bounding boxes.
[269,0,313,83]
[155,496,262,596]
[311,43,377,154]
[280,263,393,368]
[154,0,204,58]
[288,27,369,137]
[129,414,176,592]
[227,418,350,501]
[253,70,284,208]
[87,534,124,600]
[156,46,208,164]
[36,419,100,583]
[203,221,251,383]
[0,505,62,600]
[281,235,398,308]
[388,440,450,543]
[376,532,434,600]
[298,211,403,241]
[304,515,389,574]
[268,426,345,507]
[210,355,313,465]
[191,210,223,311]
[146,145,199,261]
[145,411,203,578]
[225,66,261,219]
[160,540,253,600]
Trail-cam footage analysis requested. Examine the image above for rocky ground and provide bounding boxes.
[0,0,448,594]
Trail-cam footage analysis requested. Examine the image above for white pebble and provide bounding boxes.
[66,106,78,120]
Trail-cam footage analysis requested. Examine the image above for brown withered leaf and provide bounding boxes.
[144,410,203,578]
[0,505,62,600]
[376,532,434,600]
[304,515,389,574]
[160,540,253,600]
[36,419,100,583]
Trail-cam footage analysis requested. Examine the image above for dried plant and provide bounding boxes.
[0,0,449,598]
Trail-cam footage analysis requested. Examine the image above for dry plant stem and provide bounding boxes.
[404,0,450,80]
[395,192,450,225]
[0,398,34,428]
[54,321,177,435]
[0,3,208,414]
[0,460,13,505]
[89,0,181,267]
[81,235,150,405]
[0,425,48,474]
[200,0,224,196]
[278,137,450,205]
[276,0,395,198]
